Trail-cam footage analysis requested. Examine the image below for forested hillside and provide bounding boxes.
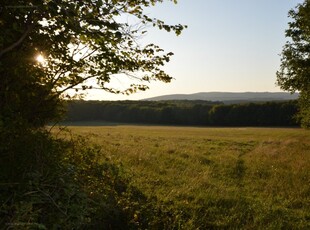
[144,92,299,102]
[65,100,299,127]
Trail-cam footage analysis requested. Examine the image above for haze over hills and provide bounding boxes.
[144,92,299,104]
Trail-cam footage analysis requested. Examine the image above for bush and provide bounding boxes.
[0,127,181,229]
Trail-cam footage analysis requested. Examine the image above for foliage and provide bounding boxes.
[0,0,184,95]
[0,29,63,127]
[64,100,299,127]
[0,126,182,228]
[208,101,298,126]
[0,0,185,127]
[277,0,310,127]
[67,125,310,229]
[0,1,188,228]
[65,100,217,126]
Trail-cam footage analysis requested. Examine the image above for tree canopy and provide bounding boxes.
[0,0,186,127]
[277,0,310,127]
[0,1,188,227]
[64,100,298,127]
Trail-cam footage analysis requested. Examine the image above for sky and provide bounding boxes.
[86,0,304,101]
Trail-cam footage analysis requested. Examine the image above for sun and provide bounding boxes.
[36,54,45,63]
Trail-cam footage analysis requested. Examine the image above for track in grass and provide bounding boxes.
[53,125,310,229]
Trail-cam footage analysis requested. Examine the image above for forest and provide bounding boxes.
[65,100,299,127]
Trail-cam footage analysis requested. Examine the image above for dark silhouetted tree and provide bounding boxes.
[0,0,186,127]
[277,0,310,127]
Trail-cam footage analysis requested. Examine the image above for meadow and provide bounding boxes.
[56,125,310,229]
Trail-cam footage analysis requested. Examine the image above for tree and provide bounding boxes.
[0,1,187,227]
[0,0,186,127]
[276,0,310,127]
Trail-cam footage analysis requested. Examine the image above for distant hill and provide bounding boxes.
[143,92,299,104]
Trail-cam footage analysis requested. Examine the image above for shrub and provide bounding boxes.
[0,127,180,229]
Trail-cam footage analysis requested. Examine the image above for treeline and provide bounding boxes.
[209,101,298,126]
[65,100,299,127]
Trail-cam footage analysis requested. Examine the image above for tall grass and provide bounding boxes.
[59,126,310,229]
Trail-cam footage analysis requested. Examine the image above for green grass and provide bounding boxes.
[54,126,310,229]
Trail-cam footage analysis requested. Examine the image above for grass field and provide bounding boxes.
[54,125,310,229]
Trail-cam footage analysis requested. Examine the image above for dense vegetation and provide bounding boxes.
[1,0,187,228]
[65,100,299,126]
[277,0,310,127]
[0,128,179,228]
[64,126,310,229]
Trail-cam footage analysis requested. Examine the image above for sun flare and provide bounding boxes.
[36,54,45,63]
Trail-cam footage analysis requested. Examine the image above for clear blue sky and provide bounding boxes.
[87,0,304,100]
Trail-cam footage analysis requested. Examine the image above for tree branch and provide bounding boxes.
[0,24,33,58]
